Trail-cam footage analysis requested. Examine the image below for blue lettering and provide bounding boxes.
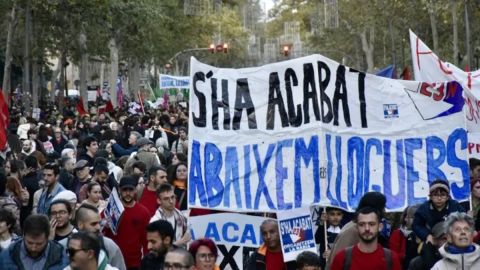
[426,136,447,181]
[241,224,258,245]
[347,136,364,208]
[253,144,276,210]
[325,134,339,206]
[222,222,239,242]
[189,140,207,206]
[294,136,320,206]
[224,147,242,208]
[394,140,406,209]
[364,138,382,193]
[205,222,221,241]
[244,145,252,209]
[405,138,424,205]
[334,136,347,209]
[205,143,224,207]
[447,128,469,199]
[276,139,293,210]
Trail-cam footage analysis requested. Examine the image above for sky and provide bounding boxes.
[260,0,274,13]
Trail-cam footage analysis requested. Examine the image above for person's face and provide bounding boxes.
[128,135,137,145]
[147,231,171,257]
[327,210,344,227]
[65,159,76,172]
[94,171,108,183]
[43,169,57,187]
[179,130,187,140]
[261,222,281,251]
[22,140,32,152]
[0,221,10,235]
[195,245,216,270]
[176,165,187,181]
[111,122,118,131]
[106,143,112,154]
[472,166,480,179]
[86,141,98,155]
[448,220,474,248]
[473,181,480,199]
[77,167,90,180]
[78,211,101,235]
[430,189,449,209]
[4,161,11,175]
[50,203,70,229]
[300,266,320,270]
[133,167,145,177]
[159,191,176,211]
[356,212,382,244]
[151,170,168,187]
[120,187,136,205]
[88,185,103,203]
[171,155,180,165]
[68,238,94,270]
[24,233,48,258]
[169,116,176,125]
[164,252,192,270]
[54,129,62,138]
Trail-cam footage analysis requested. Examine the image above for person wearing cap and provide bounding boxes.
[37,163,66,215]
[103,176,150,269]
[431,212,480,269]
[123,137,161,177]
[326,191,388,268]
[72,159,93,201]
[412,179,465,245]
[110,131,142,158]
[408,222,447,270]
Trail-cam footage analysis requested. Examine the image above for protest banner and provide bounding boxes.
[188,54,469,213]
[103,188,124,235]
[277,208,317,262]
[159,74,190,89]
[189,213,266,270]
[410,30,480,160]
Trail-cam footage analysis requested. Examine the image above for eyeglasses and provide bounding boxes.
[197,253,215,261]
[50,210,69,217]
[67,248,87,257]
[163,262,191,270]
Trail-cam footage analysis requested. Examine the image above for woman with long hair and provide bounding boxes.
[82,181,107,213]
[169,162,188,211]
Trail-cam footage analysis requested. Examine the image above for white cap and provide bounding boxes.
[52,190,77,204]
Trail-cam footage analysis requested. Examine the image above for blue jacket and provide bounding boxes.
[111,143,138,158]
[412,199,465,241]
[37,182,66,215]
[0,239,69,270]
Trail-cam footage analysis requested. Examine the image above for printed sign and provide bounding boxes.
[190,213,266,270]
[159,74,190,89]
[278,208,317,262]
[188,55,469,212]
[103,188,124,235]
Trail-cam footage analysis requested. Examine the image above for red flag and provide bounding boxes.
[465,64,470,72]
[0,114,6,150]
[105,100,114,112]
[0,90,10,126]
[400,66,412,80]
[76,97,88,116]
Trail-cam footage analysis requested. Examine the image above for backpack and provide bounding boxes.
[343,246,392,270]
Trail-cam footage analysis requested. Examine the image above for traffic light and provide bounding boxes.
[283,45,290,57]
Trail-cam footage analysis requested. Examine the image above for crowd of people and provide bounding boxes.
[1,100,480,270]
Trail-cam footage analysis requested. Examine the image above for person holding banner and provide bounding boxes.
[103,176,150,270]
[245,219,297,270]
[330,207,401,270]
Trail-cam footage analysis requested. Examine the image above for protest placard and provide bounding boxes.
[103,188,124,235]
[189,213,266,270]
[188,54,469,212]
[277,208,317,262]
[159,74,190,89]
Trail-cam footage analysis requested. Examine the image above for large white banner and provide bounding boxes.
[410,30,480,159]
[188,55,470,212]
[190,213,266,270]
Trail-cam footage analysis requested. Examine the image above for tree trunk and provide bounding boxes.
[80,53,88,110]
[2,3,17,104]
[58,51,66,113]
[23,0,32,113]
[128,58,141,100]
[427,0,439,52]
[50,58,62,103]
[465,0,472,68]
[360,26,375,73]
[451,0,459,65]
[108,38,118,107]
[32,61,39,108]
